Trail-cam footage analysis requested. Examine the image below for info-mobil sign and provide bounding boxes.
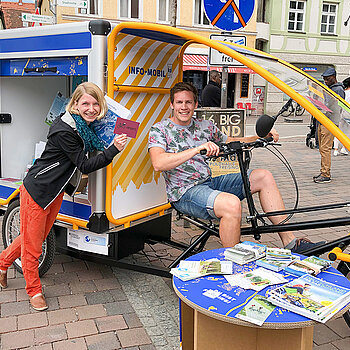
[204,0,256,32]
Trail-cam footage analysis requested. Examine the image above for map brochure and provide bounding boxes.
[45,91,69,125]
[170,258,233,281]
[256,255,300,272]
[267,274,350,323]
[224,267,288,292]
[92,95,132,148]
[236,295,276,326]
[284,259,323,277]
[224,241,266,265]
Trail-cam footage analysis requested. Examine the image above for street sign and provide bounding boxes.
[57,0,88,8]
[204,0,255,32]
[22,13,55,25]
[209,34,246,66]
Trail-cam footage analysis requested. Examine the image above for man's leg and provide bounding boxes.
[213,192,242,247]
[249,169,295,247]
[319,124,334,177]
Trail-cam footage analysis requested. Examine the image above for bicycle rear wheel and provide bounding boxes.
[295,104,305,116]
[281,105,293,117]
[337,260,350,327]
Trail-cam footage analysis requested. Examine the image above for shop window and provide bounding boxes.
[321,2,337,34]
[158,0,170,22]
[288,0,306,32]
[119,0,140,19]
[194,0,210,26]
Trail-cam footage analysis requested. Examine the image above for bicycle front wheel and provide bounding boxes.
[281,105,292,117]
[295,104,305,116]
[337,261,350,327]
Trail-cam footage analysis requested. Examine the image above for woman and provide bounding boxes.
[0,82,127,311]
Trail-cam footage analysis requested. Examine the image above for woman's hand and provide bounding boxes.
[113,134,127,151]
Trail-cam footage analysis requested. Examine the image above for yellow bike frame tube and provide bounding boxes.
[106,22,350,227]
[56,214,88,229]
[328,247,350,263]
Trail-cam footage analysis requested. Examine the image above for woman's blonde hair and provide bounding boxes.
[66,82,108,120]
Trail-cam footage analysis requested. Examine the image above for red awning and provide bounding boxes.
[183,54,255,74]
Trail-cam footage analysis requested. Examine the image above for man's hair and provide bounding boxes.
[66,82,108,120]
[343,77,350,90]
[209,70,221,81]
[170,82,198,104]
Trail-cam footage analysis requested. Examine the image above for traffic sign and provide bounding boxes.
[22,13,55,25]
[204,0,255,32]
[209,34,246,66]
[57,0,88,8]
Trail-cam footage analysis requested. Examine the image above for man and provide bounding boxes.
[313,67,345,183]
[201,70,222,107]
[148,82,323,252]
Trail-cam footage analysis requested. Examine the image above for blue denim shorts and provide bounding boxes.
[172,173,248,220]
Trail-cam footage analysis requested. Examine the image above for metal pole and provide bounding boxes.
[221,66,228,108]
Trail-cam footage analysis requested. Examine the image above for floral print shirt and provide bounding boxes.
[148,118,227,202]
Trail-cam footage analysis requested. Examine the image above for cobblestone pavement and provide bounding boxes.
[1,120,350,349]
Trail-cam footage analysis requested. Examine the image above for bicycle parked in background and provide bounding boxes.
[281,98,306,117]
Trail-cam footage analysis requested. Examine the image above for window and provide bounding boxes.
[321,2,337,34]
[194,0,210,26]
[288,0,306,32]
[158,0,170,22]
[119,0,140,19]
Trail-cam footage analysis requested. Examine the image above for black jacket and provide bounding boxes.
[23,112,120,209]
[201,80,221,107]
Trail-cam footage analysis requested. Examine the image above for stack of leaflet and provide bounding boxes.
[255,247,294,271]
[225,267,287,292]
[224,241,266,265]
[284,256,333,277]
[170,258,233,281]
[267,274,350,323]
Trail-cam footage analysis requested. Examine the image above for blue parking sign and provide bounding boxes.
[204,0,256,32]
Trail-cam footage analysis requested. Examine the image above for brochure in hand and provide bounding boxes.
[256,255,300,272]
[225,267,288,291]
[236,295,276,326]
[267,274,350,323]
[224,241,266,265]
[171,258,233,281]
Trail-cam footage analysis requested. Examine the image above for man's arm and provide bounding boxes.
[149,141,221,172]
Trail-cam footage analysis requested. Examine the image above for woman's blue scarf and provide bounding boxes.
[71,114,105,153]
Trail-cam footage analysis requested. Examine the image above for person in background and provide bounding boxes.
[201,70,222,107]
[333,77,350,156]
[313,68,345,183]
[0,82,127,311]
[148,82,324,252]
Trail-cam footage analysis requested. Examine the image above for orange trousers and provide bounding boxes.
[0,186,63,297]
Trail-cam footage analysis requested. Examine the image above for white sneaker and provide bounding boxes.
[333,149,339,156]
[340,148,348,155]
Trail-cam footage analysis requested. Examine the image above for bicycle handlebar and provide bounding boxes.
[200,137,276,157]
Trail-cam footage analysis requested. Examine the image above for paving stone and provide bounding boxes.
[34,324,67,345]
[1,300,30,317]
[23,344,53,350]
[116,328,152,348]
[5,277,26,290]
[93,277,121,291]
[313,324,342,345]
[1,329,35,349]
[85,290,114,305]
[139,345,157,350]
[123,313,143,328]
[53,338,88,350]
[77,270,103,281]
[16,288,28,301]
[45,296,60,311]
[0,289,16,303]
[63,261,88,272]
[95,315,128,332]
[18,311,48,330]
[313,344,338,350]
[85,332,121,350]
[66,319,98,338]
[53,254,74,264]
[45,263,64,275]
[331,337,350,350]
[108,288,128,301]
[0,316,17,333]
[44,283,71,298]
[76,304,107,320]
[47,308,78,325]
[69,280,97,294]
[103,300,135,316]
[326,317,350,338]
[58,294,87,308]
